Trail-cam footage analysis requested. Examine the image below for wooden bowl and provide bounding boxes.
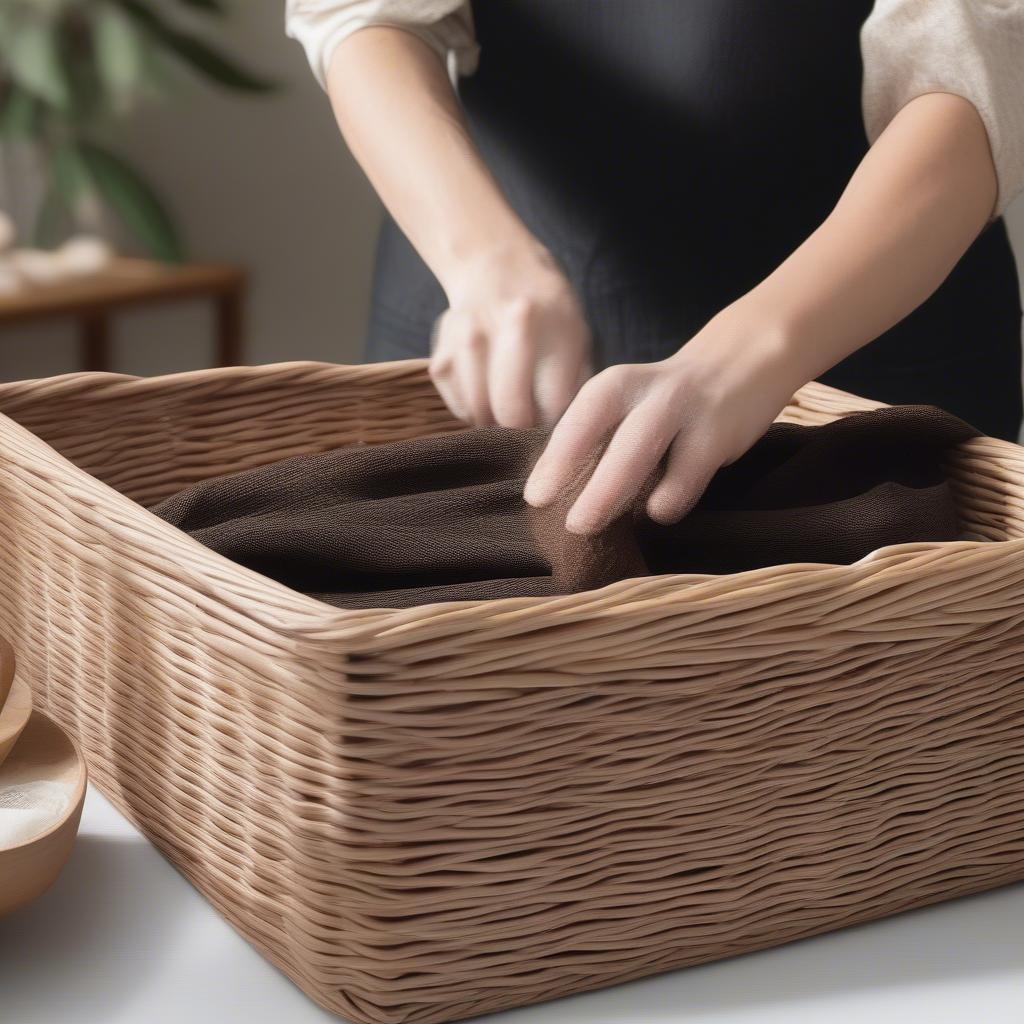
[0,670,32,770]
[0,637,15,714]
[0,709,87,917]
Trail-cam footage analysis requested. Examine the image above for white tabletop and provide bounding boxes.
[1,785,1022,1024]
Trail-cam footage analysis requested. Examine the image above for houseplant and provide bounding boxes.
[0,0,274,261]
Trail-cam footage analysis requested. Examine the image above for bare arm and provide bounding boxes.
[526,93,999,532]
[744,91,996,387]
[326,27,590,426]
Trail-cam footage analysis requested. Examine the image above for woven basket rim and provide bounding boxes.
[0,359,425,409]
[1,360,1021,645]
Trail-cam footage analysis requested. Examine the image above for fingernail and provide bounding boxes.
[523,477,553,507]
[565,508,600,535]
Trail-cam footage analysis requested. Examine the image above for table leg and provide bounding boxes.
[81,312,111,373]
[215,285,244,367]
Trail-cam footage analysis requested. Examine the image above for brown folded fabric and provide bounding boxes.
[152,405,978,609]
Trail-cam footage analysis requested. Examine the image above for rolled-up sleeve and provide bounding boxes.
[861,0,1024,215]
[286,0,479,88]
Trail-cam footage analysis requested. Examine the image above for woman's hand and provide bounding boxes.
[324,27,592,426]
[526,93,999,535]
[524,307,803,534]
[430,245,592,428]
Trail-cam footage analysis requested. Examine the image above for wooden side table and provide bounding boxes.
[0,258,247,371]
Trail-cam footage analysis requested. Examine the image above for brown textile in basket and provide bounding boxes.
[152,405,977,609]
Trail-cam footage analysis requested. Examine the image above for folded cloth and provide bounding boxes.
[639,404,979,574]
[151,405,978,609]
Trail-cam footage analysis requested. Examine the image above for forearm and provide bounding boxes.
[694,92,999,391]
[325,26,542,297]
[326,26,591,427]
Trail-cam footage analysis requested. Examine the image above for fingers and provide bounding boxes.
[429,311,468,421]
[525,361,724,534]
[427,248,593,428]
[430,313,494,425]
[535,328,590,426]
[524,369,626,508]
[645,433,718,525]
[454,327,494,425]
[563,397,676,534]
[430,303,590,429]
[489,300,537,428]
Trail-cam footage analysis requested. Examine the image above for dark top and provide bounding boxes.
[365,0,1023,440]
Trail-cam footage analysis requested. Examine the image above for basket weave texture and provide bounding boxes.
[1,360,1023,1024]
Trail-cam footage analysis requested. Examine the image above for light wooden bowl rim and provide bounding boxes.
[0,673,32,767]
[0,636,15,711]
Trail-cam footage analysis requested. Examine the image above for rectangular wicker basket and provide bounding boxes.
[1,360,1023,1024]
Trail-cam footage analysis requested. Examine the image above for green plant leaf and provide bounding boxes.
[0,85,41,138]
[117,0,277,92]
[63,141,184,262]
[33,181,71,248]
[52,142,92,207]
[94,3,145,107]
[6,22,71,109]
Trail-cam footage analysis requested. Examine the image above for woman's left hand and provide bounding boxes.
[523,308,804,534]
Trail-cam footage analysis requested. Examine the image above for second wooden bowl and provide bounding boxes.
[0,636,14,709]
[0,708,87,917]
[0,671,32,770]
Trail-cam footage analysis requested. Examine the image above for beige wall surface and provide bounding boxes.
[0,4,1022,392]
[0,4,381,382]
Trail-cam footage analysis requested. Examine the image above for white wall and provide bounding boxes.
[0,4,1022,385]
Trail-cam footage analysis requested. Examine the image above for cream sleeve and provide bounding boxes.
[861,0,1024,216]
[285,0,479,88]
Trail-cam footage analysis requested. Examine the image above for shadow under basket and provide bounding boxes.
[1,360,1023,1024]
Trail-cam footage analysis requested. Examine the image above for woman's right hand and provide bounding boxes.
[324,26,591,424]
[430,245,592,428]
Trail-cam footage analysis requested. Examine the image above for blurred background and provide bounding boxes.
[0,0,378,381]
[0,1,1021,386]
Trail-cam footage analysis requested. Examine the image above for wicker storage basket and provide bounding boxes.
[1,360,1023,1024]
